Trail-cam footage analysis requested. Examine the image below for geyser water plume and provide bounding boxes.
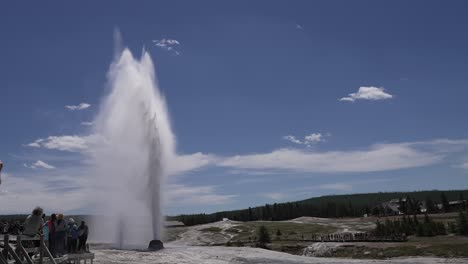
[90,47,175,247]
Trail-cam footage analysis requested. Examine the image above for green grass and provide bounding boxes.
[200,226,223,233]
[333,243,468,258]
[328,235,468,258]
[229,221,338,243]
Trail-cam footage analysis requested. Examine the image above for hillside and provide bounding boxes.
[173,190,468,226]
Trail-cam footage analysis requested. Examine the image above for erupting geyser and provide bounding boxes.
[90,45,175,249]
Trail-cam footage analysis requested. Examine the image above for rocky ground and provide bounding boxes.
[94,245,468,264]
[92,216,468,263]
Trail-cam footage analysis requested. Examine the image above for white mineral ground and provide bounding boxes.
[94,246,468,264]
[92,218,468,264]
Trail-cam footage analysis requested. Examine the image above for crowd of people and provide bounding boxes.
[1,221,23,235]
[21,207,89,257]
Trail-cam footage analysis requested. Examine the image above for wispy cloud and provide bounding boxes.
[166,184,237,205]
[81,122,93,126]
[168,152,218,176]
[65,103,91,111]
[219,139,468,173]
[305,133,325,144]
[283,135,303,144]
[24,160,56,169]
[152,38,181,55]
[0,170,91,214]
[26,135,100,152]
[283,133,328,146]
[340,86,393,102]
[296,24,303,30]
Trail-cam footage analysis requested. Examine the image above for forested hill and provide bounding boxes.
[172,190,468,226]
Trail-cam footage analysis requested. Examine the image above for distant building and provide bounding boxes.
[448,200,467,211]
[373,198,467,216]
[382,200,402,215]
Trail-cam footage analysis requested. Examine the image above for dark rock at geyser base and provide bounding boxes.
[148,240,164,251]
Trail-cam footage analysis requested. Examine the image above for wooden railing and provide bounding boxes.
[0,234,94,264]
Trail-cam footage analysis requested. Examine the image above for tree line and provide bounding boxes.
[374,211,468,237]
[172,190,468,226]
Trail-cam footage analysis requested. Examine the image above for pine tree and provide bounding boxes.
[257,225,271,244]
[457,211,468,235]
[425,197,436,213]
[459,193,467,211]
[399,197,407,215]
[276,228,282,237]
[441,193,450,213]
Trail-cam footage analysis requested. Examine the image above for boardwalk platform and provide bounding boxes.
[0,234,94,264]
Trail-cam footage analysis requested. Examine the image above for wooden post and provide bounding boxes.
[41,239,57,264]
[39,234,44,264]
[2,235,8,260]
[0,250,7,264]
[17,236,34,264]
[15,235,23,261]
[5,235,22,264]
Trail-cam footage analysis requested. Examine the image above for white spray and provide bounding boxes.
[90,46,175,248]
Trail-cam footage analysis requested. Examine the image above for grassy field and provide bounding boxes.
[174,215,468,258]
[330,236,468,258]
[226,221,339,243]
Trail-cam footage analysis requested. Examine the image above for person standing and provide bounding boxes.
[66,218,76,253]
[42,216,49,248]
[55,214,67,257]
[47,214,57,257]
[70,222,79,253]
[77,221,89,253]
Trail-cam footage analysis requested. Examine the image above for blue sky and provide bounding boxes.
[1,1,468,215]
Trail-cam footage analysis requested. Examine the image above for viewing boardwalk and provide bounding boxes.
[0,235,94,264]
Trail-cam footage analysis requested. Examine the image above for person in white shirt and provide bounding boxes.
[23,207,44,237]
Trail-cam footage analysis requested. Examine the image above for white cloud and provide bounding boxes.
[284,133,327,146]
[65,103,91,111]
[283,135,303,144]
[166,184,237,205]
[167,152,218,176]
[305,133,324,144]
[219,142,446,173]
[262,192,287,200]
[0,171,91,214]
[296,24,303,29]
[340,86,393,102]
[26,135,100,152]
[26,139,43,148]
[153,38,181,55]
[81,122,93,126]
[25,160,56,169]
[459,162,468,170]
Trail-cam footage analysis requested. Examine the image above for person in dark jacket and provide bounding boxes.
[55,214,67,257]
[70,222,79,253]
[66,218,76,253]
[78,221,89,253]
[47,214,57,257]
